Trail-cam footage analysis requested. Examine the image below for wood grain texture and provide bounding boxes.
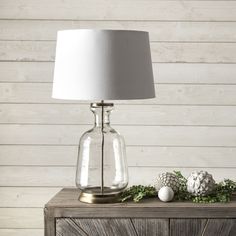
[44,207,56,236]
[150,43,236,63]
[45,188,236,218]
[1,41,236,63]
[1,0,236,21]
[54,218,236,236]
[1,124,236,146]
[1,146,236,168]
[170,219,236,236]
[203,219,236,236]
[170,219,207,236]
[1,167,236,187]
[2,62,236,84]
[132,219,169,236]
[0,208,43,228]
[56,218,169,236]
[0,187,61,207]
[56,218,88,236]
[2,104,236,126]
[1,20,236,42]
[0,229,43,236]
[2,83,236,105]
[64,218,137,236]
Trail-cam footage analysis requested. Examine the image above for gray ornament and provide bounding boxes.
[155,172,180,193]
[187,170,216,196]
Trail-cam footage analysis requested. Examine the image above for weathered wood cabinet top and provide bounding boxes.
[44,188,236,236]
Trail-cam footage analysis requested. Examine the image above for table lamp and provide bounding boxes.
[52,29,155,203]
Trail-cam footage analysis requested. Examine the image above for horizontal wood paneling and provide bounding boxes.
[1,41,236,63]
[151,42,236,63]
[1,104,236,126]
[1,62,236,84]
[1,20,236,42]
[0,167,235,187]
[155,63,236,84]
[0,62,54,83]
[0,146,77,166]
[0,208,43,228]
[1,83,236,105]
[0,229,43,236]
[0,187,60,207]
[1,1,236,21]
[0,41,55,62]
[1,146,236,168]
[1,124,236,146]
[0,166,75,186]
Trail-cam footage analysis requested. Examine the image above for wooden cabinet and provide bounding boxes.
[44,188,236,236]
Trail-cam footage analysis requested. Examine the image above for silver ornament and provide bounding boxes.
[155,172,180,193]
[187,170,215,196]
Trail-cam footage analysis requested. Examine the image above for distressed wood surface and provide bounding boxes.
[1,167,236,187]
[170,219,236,236]
[1,0,236,21]
[55,218,236,236]
[170,219,207,236]
[1,62,236,84]
[202,219,236,236]
[0,229,43,236]
[1,20,236,42]
[1,41,236,63]
[56,218,88,236]
[132,219,169,236]
[62,218,137,236]
[1,146,236,168]
[2,83,236,105]
[1,124,236,146]
[45,188,236,219]
[0,208,43,228]
[56,218,169,236]
[2,104,236,126]
[0,187,61,207]
[44,207,55,236]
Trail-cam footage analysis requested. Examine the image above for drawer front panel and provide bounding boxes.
[170,219,236,236]
[56,218,169,236]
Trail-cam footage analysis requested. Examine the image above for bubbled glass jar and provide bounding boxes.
[75,102,128,203]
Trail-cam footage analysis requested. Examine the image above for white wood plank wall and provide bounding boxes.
[0,0,236,234]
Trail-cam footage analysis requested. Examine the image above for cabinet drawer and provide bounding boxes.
[56,218,169,236]
[170,219,236,236]
[56,218,236,236]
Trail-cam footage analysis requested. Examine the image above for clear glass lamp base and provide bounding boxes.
[75,102,128,204]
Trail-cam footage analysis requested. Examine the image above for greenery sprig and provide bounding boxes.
[121,171,236,203]
[173,171,236,203]
[120,185,156,202]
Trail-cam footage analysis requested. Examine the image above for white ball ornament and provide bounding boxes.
[158,186,174,202]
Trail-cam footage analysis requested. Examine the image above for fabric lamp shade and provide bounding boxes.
[52,29,155,100]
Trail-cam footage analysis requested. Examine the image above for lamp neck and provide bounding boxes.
[90,102,114,127]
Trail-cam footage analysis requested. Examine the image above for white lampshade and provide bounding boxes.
[52,29,155,100]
